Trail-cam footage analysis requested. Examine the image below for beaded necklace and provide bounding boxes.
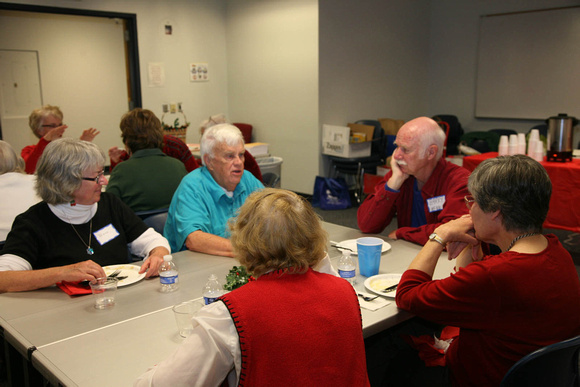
[507,232,539,251]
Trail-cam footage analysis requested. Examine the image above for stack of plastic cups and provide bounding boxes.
[528,129,540,158]
[508,134,518,155]
[532,139,544,162]
[498,135,509,156]
[517,133,526,155]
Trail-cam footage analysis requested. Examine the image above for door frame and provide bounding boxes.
[0,2,142,111]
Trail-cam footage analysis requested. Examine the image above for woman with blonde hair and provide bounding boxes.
[0,141,41,241]
[136,188,370,386]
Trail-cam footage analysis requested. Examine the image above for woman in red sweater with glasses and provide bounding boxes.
[396,154,580,387]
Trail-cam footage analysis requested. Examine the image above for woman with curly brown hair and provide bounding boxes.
[106,108,187,212]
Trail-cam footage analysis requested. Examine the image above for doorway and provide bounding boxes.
[0,3,141,160]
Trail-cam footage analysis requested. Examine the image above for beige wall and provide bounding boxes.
[0,10,127,155]
[0,0,230,151]
[226,0,318,193]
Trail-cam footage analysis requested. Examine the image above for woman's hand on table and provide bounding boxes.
[60,260,106,283]
[140,247,169,277]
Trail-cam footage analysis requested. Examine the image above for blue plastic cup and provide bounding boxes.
[357,237,383,277]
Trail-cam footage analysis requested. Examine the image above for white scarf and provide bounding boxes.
[48,202,98,224]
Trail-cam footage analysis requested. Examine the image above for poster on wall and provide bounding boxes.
[190,63,209,82]
[148,62,165,87]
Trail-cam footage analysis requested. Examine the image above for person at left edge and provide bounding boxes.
[0,138,169,292]
[164,124,264,257]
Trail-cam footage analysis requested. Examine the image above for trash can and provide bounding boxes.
[257,156,283,188]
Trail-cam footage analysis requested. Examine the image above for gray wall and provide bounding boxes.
[319,0,431,175]
[428,0,580,133]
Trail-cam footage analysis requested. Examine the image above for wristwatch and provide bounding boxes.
[429,233,446,247]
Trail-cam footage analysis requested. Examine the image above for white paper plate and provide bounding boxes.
[364,273,402,298]
[336,239,391,255]
[103,264,146,287]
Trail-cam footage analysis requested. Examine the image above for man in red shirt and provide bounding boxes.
[357,116,469,245]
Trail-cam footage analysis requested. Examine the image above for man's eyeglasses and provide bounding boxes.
[464,195,476,210]
[82,171,105,184]
[41,123,63,128]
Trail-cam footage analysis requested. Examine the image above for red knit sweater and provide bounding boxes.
[21,138,50,174]
[220,268,370,387]
[396,234,580,386]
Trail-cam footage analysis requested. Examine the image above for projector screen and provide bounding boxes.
[475,7,580,120]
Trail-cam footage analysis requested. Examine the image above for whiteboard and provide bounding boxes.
[475,7,580,120]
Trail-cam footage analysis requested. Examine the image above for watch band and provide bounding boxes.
[429,233,446,247]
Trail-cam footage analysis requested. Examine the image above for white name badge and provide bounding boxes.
[94,224,120,245]
[427,195,446,213]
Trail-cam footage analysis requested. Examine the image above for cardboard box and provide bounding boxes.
[322,123,375,158]
[245,142,269,157]
[378,118,405,136]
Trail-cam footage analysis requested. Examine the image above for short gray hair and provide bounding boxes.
[200,124,244,166]
[0,140,25,174]
[36,138,106,204]
[468,154,551,233]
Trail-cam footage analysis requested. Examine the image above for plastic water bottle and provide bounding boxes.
[338,250,357,285]
[159,254,179,292]
[202,274,223,305]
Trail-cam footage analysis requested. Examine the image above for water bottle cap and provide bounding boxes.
[342,250,351,257]
[208,274,217,280]
[163,254,173,261]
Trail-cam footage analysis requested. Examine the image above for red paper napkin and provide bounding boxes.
[402,326,460,367]
[57,281,92,296]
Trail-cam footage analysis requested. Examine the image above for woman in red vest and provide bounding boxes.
[136,188,370,386]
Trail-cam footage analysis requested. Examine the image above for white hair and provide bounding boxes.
[200,124,244,165]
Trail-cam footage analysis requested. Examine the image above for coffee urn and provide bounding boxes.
[546,113,578,162]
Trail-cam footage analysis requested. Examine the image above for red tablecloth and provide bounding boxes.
[463,152,580,233]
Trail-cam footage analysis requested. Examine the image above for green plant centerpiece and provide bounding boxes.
[224,266,255,291]
[162,117,190,132]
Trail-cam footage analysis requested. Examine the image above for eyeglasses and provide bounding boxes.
[82,171,105,184]
[41,123,63,128]
[464,195,476,210]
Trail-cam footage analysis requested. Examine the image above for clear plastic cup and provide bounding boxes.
[90,277,118,309]
[172,300,204,338]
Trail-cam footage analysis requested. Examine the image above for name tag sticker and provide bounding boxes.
[94,224,120,245]
[427,195,446,213]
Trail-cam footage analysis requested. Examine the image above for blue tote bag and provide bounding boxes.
[312,176,352,210]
